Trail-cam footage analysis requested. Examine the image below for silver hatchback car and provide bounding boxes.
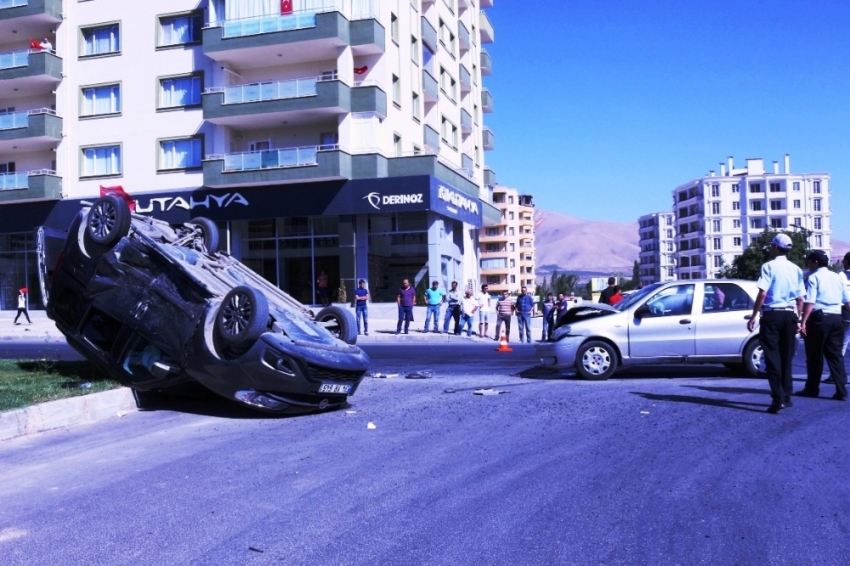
[536,279,764,379]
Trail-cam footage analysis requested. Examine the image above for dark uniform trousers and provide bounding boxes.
[760,310,798,404]
[803,311,848,397]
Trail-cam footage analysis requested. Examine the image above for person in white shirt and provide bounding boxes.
[39,38,53,52]
[824,251,850,385]
[458,290,479,337]
[475,284,491,338]
[14,291,31,324]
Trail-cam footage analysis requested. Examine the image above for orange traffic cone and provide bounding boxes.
[496,329,513,352]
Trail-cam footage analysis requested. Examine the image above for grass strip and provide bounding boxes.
[0,360,121,412]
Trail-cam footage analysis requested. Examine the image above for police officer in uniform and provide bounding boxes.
[797,250,850,401]
[747,234,805,414]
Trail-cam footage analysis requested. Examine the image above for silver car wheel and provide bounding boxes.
[582,346,612,376]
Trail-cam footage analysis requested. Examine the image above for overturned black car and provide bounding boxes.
[38,195,369,413]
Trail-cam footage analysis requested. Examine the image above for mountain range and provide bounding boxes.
[534,210,850,278]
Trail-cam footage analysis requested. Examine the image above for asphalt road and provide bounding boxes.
[3,344,850,565]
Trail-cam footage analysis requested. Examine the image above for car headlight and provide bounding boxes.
[551,326,571,341]
[234,390,288,410]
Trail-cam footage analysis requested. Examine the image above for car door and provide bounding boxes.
[694,282,756,356]
[628,283,696,358]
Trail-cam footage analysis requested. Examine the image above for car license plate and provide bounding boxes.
[318,383,351,394]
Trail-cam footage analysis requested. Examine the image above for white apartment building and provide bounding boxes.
[0,0,498,309]
[479,186,535,293]
[637,211,676,286]
[673,155,830,279]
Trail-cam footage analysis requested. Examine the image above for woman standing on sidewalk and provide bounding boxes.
[14,291,31,325]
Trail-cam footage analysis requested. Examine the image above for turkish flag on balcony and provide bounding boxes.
[30,38,42,50]
[354,65,368,75]
[281,0,293,14]
[100,185,136,212]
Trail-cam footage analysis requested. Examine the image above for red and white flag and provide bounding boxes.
[281,0,293,14]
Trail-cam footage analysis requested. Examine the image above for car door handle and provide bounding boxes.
[679,319,691,324]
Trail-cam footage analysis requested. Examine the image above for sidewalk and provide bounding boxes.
[0,305,549,344]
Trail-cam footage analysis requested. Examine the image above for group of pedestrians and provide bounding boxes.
[748,234,850,414]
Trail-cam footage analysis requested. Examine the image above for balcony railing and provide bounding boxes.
[209,145,331,172]
[0,169,54,191]
[206,73,337,104]
[207,1,379,39]
[0,0,28,9]
[0,49,29,70]
[479,10,494,43]
[0,108,56,131]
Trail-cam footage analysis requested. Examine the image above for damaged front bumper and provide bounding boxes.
[535,335,585,370]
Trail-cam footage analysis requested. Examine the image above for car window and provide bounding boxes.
[121,335,178,383]
[644,284,695,317]
[82,309,123,354]
[614,282,663,311]
[702,282,754,313]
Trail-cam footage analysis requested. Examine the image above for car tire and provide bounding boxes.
[575,340,617,380]
[216,286,269,353]
[315,306,358,345]
[743,339,764,377]
[86,195,131,249]
[189,217,220,254]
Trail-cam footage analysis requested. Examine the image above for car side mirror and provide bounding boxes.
[634,305,650,319]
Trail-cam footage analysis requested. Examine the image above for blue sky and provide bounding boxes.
[483,0,850,239]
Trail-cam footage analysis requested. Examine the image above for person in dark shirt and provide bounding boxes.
[598,277,617,305]
[396,278,416,335]
[541,292,555,341]
[354,279,370,336]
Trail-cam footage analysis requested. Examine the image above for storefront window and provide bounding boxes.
[367,212,428,302]
[0,233,39,311]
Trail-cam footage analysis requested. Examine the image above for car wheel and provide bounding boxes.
[188,217,220,254]
[315,306,358,345]
[215,286,269,352]
[86,195,131,248]
[575,340,617,380]
[743,340,764,377]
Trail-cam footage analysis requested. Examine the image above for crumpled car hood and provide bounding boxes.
[559,303,618,324]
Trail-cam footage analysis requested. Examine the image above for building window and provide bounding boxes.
[711,202,720,214]
[793,199,801,209]
[81,84,120,117]
[770,200,783,211]
[815,235,823,247]
[750,201,762,211]
[158,137,201,171]
[81,144,121,177]
[666,229,673,238]
[749,183,761,193]
[733,237,742,246]
[666,216,673,226]
[711,184,720,197]
[441,116,458,148]
[769,182,781,193]
[750,218,762,229]
[713,238,721,250]
[732,183,740,193]
[712,220,721,232]
[159,75,201,108]
[793,181,800,191]
[770,218,783,228]
[813,181,821,193]
[814,217,822,230]
[732,219,741,228]
[412,92,420,121]
[439,67,457,101]
[411,36,419,65]
[714,256,723,268]
[393,133,402,157]
[81,23,120,57]
[793,218,801,227]
[412,144,421,155]
[392,75,401,107]
[813,198,822,212]
[158,13,202,47]
[390,13,399,43]
[732,201,740,211]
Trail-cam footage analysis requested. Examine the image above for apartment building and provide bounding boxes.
[0,0,499,309]
[479,186,535,293]
[637,211,676,286]
[672,155,830,279]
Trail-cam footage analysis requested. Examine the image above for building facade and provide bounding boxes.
[673,155,830,280]
[637,211,676,286]
[0,0,499,309]
[479,186,535,293]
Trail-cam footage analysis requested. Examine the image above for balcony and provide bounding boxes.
[479,11,494,44]
[203,9,384,69]
[480,267,508,276]
[484,167,496,186]
[480,0,493,7]
[424,124,439,152]
[458,20,470,53]
[482,127,494,150]
[203,75,387,128]
[0,49,62,97]
[480,231,507,243]
[0,169,61,204]
[480,49,492,75]
[0,0,62,36]
[460,109,472,136]
[481,88,493,113]
[422,67,439,103]
[0,108,61,152]
[204,146,350,187]
[421,15,437,52]
[459,64,471,94]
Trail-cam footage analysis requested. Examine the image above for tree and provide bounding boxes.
[720,227,812,280]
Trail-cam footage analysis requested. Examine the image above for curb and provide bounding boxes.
[0,388,137,442]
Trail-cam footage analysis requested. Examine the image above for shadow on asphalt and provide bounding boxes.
[631,391,769,413]
[682,385,768,395]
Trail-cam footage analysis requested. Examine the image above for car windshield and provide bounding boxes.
[612,282,664,311]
